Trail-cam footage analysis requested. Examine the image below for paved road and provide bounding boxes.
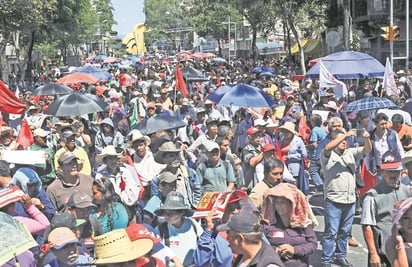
[308,193,369,267]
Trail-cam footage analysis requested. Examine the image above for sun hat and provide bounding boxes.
[48,227,79,249]
[246,127,260,136]
[324,101,339,110]
[278,122,298,135]
[204,140,220,152]
[154,141,181,164]
[125,223,161,244]
[254,118,268,127]
[33,128,49,137]
[216,210,260,232]
[96,145,121,164]
[92,228,153,265]
[67,191,96,209]
[57,151,79,165]
[392,197,412,226]
[155,191,193,216]
[402,150,412,167]
[381,150,403,171]
[0,186,24,209]
[158,171,180,184]
[147,102,155,109]
[129,130,151,146]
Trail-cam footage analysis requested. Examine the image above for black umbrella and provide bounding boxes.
[32,83,73,96]
[45,93,103,117]
[132,114,186,135]
[83,93,109,111]
[181,66,209,82]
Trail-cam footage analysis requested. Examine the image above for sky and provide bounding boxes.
[111,0,146,37]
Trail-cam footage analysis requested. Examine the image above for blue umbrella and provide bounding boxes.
[93,54,107,62]
[206,84,274,108]
[343,96,396,112]
[252,66,275,74]
[305,50,384,79]
[71,66,112,81]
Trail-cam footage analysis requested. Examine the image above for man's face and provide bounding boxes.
[133,140,147,158]
[207,123,218,135]
[53,243,78,266]
[103,155,118,170]
[65,136,76,150]
[266,166,283,185]
[61,159,80,176]
[249,133,262,146]
[382,170,401,187]
[376,119,388,131]
[226,231,242,255]
[219,140,230,154]
[206,149,220,164]
[159,181,176,197]
[392,121,402,132]
[163,152,181,168]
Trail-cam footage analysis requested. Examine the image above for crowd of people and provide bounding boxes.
[2,55,412,267]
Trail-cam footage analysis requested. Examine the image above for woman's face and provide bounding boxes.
[92,185,103,203]
[273,197,293,218]
[400,208,412,234]
[163,210,183,225]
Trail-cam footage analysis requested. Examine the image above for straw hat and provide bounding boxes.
[129,130,151,146]
[96,145,121,164]
[324,101,339,111]
[92,228,153,265]
[278,122,298,135]
[154,141,180,164]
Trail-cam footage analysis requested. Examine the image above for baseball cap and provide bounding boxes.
[126,223,161,244]
[33,128,49,137]
[158,171,180,184]
[48,227,79,249]
[206,117,219,126]
[62,130,75,139]
[58,151,79,165]
[217,210,260,232]
[262,143,276,153]
[246,127,260,136]
[51,213,86,230]
[254,118,268,127]
[67,192,96,209]
[204,140,220,152]
[381,151,403,171]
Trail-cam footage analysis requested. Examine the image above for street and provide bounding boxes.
[308,193,369,266]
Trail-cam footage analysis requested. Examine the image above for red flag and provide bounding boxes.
[298,116,311,145]
[174,64,188,97]
[0,80,26,114]
[16,118,34,148]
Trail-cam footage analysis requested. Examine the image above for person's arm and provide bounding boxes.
[361,129,372,155]
[289,225,317,256]
[248,150,264,167]
[362,224,382,266]
[188,167,202,208]
[324,129,356,157]
[16,197,50,234]
[385,228,408,267]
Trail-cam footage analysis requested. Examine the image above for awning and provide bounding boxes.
[290,39,320,55]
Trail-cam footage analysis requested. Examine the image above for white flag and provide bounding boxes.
[319,61,348,98]
[382,57,398,97]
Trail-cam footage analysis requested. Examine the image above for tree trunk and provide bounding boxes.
[252,27,258,61]
[25,30,35,90]
[288,19,306,74]
[342,0,350,50]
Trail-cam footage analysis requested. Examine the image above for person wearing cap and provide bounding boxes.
[176,98,196,121]
[361,151,412,267]
[94,117,125,155]
[196,140,236,192]
[254,118,274,146]
[261,183,317,266]
[66,192,103,252]
[47,151,94,213]
[185,116,220,164]
[95,145,142,215]
[29,127,57,184]
[146,101,157,119]
[54,129,92,176]
[242,127,265,189]
[384,197,412,266]
[204,99,223,121]
[0,126,17,154]
[154,191,203,267]
[152,141,202,210]
[320,128,372,267]
[41,227,93,267]
[217,209,285,267]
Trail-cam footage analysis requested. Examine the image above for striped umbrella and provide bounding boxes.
[343,96,397,112]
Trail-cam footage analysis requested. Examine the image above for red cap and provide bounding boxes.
[246,127,260,136]
[126,223,161,244]
[262,143,276,153]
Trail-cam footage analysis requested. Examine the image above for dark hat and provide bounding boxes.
[58,151,79,165]
[217,210,260,232]
[51,213,86,230]
[155,191,193,216]
[158,171,180,184]
[381,151,403,171]
[67,192,96,209]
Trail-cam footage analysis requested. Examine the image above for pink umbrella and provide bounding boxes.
[103,57,119,64]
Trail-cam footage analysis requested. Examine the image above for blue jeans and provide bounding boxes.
[309,158,323,188]
[321,199,355,264]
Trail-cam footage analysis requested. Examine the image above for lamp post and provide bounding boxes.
[222,17,237,65]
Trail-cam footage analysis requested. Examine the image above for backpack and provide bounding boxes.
[158,219,199,247]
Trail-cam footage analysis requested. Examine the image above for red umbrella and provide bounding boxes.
[56,73,99,85]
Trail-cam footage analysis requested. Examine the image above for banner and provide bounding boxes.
[319,61,348,98]
[383,57,398,97]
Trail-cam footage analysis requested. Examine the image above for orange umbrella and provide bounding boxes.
[56,73,98,85]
